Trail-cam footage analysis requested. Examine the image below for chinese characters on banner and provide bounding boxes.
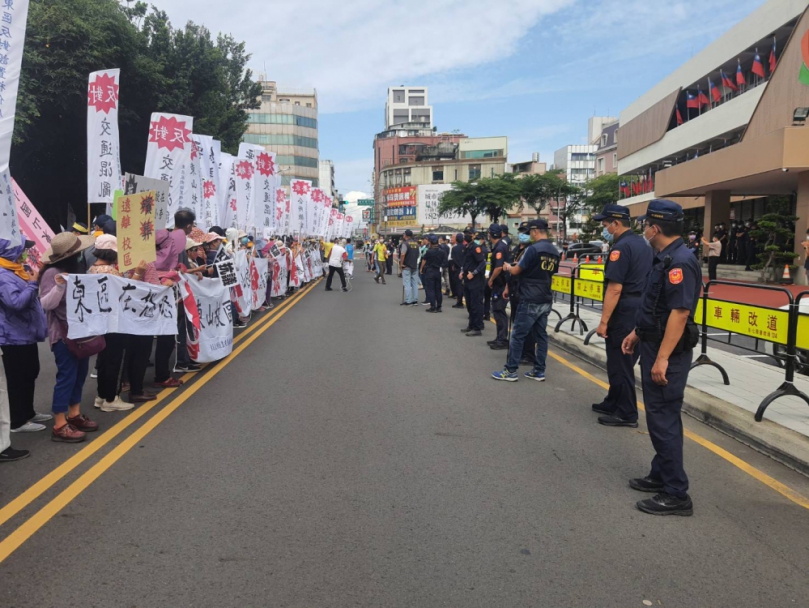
[695,299,790,345]
[124,173,168,230]
[344,215,354,238]
[232,249,253,317]
[187,135,204,229]
[144,113,193,229]
[115,190,156,273]
[65,274,177,339]
[250,257,269,310]
[87,69,121,206]
[0,0,31,244]
[195,135,221,231]
[290,179,311,236]
[233,156,255,230]
[180,275,233,363]
[311,188,325,236]
[270,251,287,298]
[218,153,237,229]
[12,179,54,268]
[238,143,277,234]
[215,259,238,288]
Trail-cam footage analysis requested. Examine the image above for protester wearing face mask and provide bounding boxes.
[591,205,653,428]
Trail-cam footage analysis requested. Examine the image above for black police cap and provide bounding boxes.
[638,199,684,222]
[593,204,630,222]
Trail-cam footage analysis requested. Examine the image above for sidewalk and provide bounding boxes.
[548,301,809,473]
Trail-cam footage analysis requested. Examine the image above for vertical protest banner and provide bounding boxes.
[0,0,30,244]
[180,276,233,363]
[115,191,156,273]
[188,136,204,229]
[270,248,287,298]
[232,249,253,316]
[12,179,54,268]
[250,257,269,310]
[274,187,286,236]
[311,188,324,236]
[282,189,292,236]
[124,173,168,230]
[287,247,300,289]
[326,208,337,241]
[290,180,311,237]
[345,215,354,239]
[144,113,193,229]
[196,136,221,230]
[219,153,237,229]
[238,143,277,232]
[233,157,255,231]
[87,69,121,222]
[320,195,331,238]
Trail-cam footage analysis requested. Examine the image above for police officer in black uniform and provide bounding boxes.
[500,224,512,248]
[622,199,700,517]
[449,233,465,308]
[592,204,653,427]
[506,222,536,366]
[460,230,487,336]
[487,223,511,350]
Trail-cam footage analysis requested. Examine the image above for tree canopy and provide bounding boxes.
[13,0,262,229]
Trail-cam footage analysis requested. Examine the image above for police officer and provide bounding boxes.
[460,230,486,336]
[592,204,653,428]
[449,233,465,308]
[622,199,700,517]
[505,222,536,366]
[492,219,559,382]
[487,223,511,350]
[500,224,512,248]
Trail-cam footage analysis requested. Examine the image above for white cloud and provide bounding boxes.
[331,157,374,196]
[148,0,575,113]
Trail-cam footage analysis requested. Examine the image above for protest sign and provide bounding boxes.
[234,157,255,230]
[290,180,311,236]
[12,179,54,268]
[144,113,193,228]
[288,249,300,289]
[115,191,156,273]
[250,258,269,310]
[197,136,221,230]
[66,274,177,339]
[219,153,237,229]
[239,143,277,232]
[215,259,238,288]
[124,173,169,231]
[270,252,287,298]
[87,69,121,206]
[181,276,233,363]
[232,249,253,316]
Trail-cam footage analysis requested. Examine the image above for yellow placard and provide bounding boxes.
[695,298,789,345]
[796,311,809,350]
[573,279,604,302]
[115,191,156,273]
[552,275,571,295]
[579,263,604,282]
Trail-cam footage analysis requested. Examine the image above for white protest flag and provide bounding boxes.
[290,180,311,236]
[335,212,344,239]
[326,208,337,241]
[187,136,205,229]
[311,189,325,236]
[144,113,193,229]
[180,275,233,363]
[124,173,169,231]
[250,257,269,309]
[300,251,311,283]
[87,69,122,207]
[281,188,292,237]
[195,135,220,230]
[274,186,286,236]
[219,153,237,229]
[232,249,253,317]
[0,0,30,244]
[233,156,255,231]
[270,252,287,298]
[238,143,277,232]
[66,274,177,339]
[344,215,354,238]
[320,195,332,238]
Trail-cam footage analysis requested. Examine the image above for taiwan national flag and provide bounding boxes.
[676,106,684,125]
[697,88,710,107]
[708,78,721,102]
[685,91,700,109]
[752,53,766,78]
[736,61,746,87]
[721,69,738,92]
[619,181,628,197]
[769,38,777,73]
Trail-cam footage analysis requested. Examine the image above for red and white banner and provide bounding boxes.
[87,69,121,206]
[180,275,233,363]
[274,187,287,236]
[12,179,54,269]
[250,257,269,309]
[238,143,277,234]
[270,250,287,298]
[144,113,194,228]
[233,156,255,231]
[288,249,301,289]
[194,135,220,230]
[219,153,237,229]
[232,249,253,317]
[290,180,311,236]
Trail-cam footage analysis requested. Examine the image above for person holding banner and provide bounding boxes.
[40,233,100,443]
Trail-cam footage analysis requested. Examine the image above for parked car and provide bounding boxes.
[566,241,604,257]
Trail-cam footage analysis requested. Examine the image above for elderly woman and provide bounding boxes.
[0,235,48,456]
[39,233,99,443]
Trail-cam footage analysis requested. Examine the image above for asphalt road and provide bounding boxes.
[2,270,809,607]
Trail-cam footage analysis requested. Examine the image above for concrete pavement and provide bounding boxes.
[1,271,809,607]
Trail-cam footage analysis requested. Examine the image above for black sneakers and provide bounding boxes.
[451,303,465,309]
[461,327,474,333]
[629,476,665,493]
[0,447,30,462]
[489,341,509,350]
[466,329,482,337]
[636,492,693,516]
[597,415,638,428]
[591,403,615,415]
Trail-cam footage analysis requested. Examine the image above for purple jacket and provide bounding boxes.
[0,238,47,346]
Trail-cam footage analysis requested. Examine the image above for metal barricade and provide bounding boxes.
[553,262,604,336]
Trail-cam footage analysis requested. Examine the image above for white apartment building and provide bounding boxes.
[385,87,433,129]
[319,160,337,200]
[553,144,597,232]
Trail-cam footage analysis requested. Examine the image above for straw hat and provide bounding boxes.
[41,232,96,265]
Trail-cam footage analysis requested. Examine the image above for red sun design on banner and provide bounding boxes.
[311,188,324,203]
[88,73,119,114]
[292,181,311,196]
[149,116,192,153]
[275,189,286,204]
[235,160,254,180]
[255,153,276,177]
[190,141,200,161]
[230,199,237,211]
[203,181,217,199]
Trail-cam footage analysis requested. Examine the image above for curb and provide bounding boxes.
[548,329,809,477]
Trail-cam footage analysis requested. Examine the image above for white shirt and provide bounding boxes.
[329,244,346,267]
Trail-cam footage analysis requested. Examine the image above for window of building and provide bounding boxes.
[392,110,409,124]
[601,134,607,146]
[279,98,290,102]
[241,134,319,149]
[245,113,318,129]
[393,90,405,103]
[294,101,300,105]
[395,169,402,185]
[306,103,312,108]
[409,96,425,106]
[613,129,618,143]
[454,169,458,180]
[597,158,604,172]
[461,150,502,159]
[469,164,481,180]
[432,167,444,182]
[274,155,319,168]
[613,152,617,167]
[409,89,424,94]
[403,168,411,185]
[571,153,595,161]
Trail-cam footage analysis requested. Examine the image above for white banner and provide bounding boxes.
[65,274,177,339]
[238,143,277,233]
[290,180,311,236]
[270,251,287,298]
[250,257,269,309]
[219,153,237,229]
[0,171,20,246]
[87,69,121,205]
[144,113,194,229]
[124,173,169,231]
[0,0,30,175]
[232,249,252,316]
[181,275,233,363]
[187,136,204,229]
[194,135,220,230]
[234,157,255,231]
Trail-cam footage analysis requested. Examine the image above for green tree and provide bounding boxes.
[438,181,482,228]
[748,197,800,282]
[578,173,620,242]
[474,175,521,224]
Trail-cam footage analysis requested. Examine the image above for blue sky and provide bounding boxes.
[155,0,766,195]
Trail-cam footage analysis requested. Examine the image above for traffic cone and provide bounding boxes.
[573,253,578,263]
[597,255,602,263]
[781,264,793,284]
[585,255,590,263]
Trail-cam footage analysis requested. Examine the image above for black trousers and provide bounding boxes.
[386,257,393,274]
[708,256,719,281]
[97,332,127,402]
[464,280,484,330]
[492,288,509,342]
[483,283,492,317]
[449,265,461,299]
[600,301,640,422]
[125,335,153,395]
[424,273,442,309]
[1,343,40,429]
[326,265,346,289]
[154,334,176,383]
[509,296,535,362]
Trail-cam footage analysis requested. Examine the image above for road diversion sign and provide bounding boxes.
[551,274,604,302]
[695,299,789,345]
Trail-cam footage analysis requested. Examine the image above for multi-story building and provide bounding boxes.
[595,121,619,176]
[510,153,547,177]
[588,116,618,146]
[243,80,319,186]
[319,160,337,200]
[553,144,597,232]
[617,0,808,284]
[385,87,433,129]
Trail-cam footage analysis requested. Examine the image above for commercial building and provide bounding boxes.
[319,160,338,200]
[385,87,433,129]
[510,153,547,177]
[553,143,598,232]
[595,121,619,176]
[617,0,809,282]
[243,80,319,186]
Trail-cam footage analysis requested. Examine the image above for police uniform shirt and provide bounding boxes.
[635,240,701,333]
[490,240,510,289]
[422,247,445,276]
[517,239,559,304]
[438,243,450,268]
[604,230,653,296]
[450,243,465,271]
[462,242,487,279]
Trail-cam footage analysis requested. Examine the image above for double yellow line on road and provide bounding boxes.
[0,280,320,564]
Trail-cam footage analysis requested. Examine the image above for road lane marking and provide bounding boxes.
[0,279,319,563]
[0,282,318,531]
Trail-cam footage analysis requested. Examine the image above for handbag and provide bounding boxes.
[63,335,106,359]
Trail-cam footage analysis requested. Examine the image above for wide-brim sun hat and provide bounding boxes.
[41,232,96,265]
[94,234,118,252]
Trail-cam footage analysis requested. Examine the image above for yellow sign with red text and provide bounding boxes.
[695,299,789,345]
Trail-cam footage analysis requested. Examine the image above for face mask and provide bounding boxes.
[689,234,696,241]
[474,239,481,246]
[601,227,613,243]
[518,233,531,244]
[643,226,655,246]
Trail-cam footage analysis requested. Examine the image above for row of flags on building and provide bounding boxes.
[619,175,654,198]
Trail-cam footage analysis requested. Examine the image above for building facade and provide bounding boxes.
[319,160,337,200]
[385,87,433,129]
[554,143,598,232]
[616,0,808,281]
[595,121,619,176]
[243,80,319,186]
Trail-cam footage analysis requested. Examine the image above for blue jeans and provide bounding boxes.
[506,301,552,374]
[402,267,419,303]
[52,340,90,414]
